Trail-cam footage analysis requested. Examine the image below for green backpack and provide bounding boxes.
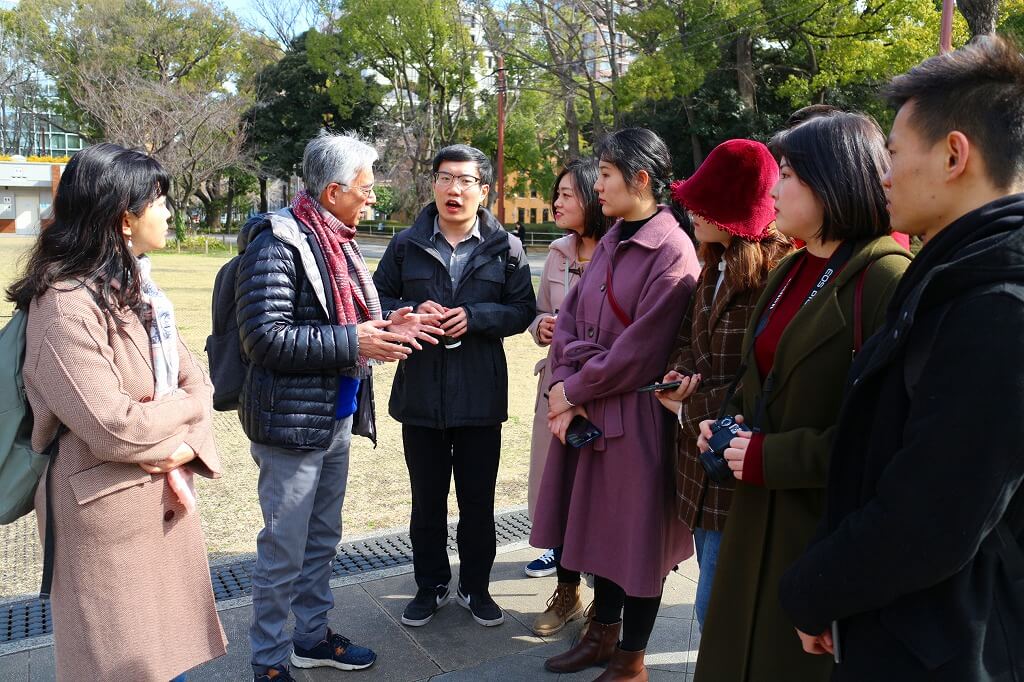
[0,310,61,524]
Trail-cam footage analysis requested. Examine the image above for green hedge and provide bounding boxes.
[162,236,232,253]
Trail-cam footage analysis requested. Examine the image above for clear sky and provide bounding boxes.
[220,0,314,41]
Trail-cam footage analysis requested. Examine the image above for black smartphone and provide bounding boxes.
[637,379,684,393]
[566,415,602,449]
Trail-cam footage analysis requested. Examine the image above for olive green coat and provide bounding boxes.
[694,237,911,682]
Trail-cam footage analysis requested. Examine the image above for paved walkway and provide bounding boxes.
[0,543,700,681]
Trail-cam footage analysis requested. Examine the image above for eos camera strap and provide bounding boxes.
[715,242,855,427]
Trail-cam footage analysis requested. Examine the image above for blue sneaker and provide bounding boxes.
[290,628,376,671]
[525,548,558,578]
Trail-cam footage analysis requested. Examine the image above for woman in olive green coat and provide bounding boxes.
[693,113,912,681]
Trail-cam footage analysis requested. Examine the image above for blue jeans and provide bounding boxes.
[170,675,187,682]
[249,417,353,674]
[693,528,723,631]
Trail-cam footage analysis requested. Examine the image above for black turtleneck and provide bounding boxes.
[619,212,658,242]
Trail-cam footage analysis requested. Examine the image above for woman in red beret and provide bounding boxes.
[655,139,793,632]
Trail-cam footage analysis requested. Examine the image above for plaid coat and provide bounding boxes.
[667,254,765,532]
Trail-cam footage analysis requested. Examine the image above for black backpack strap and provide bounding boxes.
[39,423,68,600]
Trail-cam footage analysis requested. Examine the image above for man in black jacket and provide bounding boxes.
[237,132,441,682]
[374,144,536,629]
[779,36,1024,681]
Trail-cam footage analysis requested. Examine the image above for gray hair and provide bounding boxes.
[302,130,379,197]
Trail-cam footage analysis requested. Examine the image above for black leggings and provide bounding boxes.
[593,575,662,652]
[553,546,581,584]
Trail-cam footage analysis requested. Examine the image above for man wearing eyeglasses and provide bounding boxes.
[374,144,537,630]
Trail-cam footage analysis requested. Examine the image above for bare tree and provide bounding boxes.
[69,65,249,229]
[336,0,483,204]
[480,0,621,159]
[247,0,318,48]
[0,19,45,155]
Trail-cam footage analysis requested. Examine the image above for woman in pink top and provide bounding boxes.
[524,159,609,636]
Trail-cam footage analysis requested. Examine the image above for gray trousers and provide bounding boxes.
[249,417,352,673]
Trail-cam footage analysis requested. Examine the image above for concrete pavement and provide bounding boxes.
[0,543,700,681]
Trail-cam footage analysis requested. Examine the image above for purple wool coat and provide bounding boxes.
[530,206,701,597]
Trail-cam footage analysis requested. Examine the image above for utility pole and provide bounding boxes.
[496,54,507,226]
[940,0,955,53]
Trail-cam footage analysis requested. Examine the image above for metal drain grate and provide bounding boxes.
[1,509,531,645]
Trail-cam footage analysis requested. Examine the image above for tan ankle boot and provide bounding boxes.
[533,582,585,636]
[544,619,621,673]
[593,645,647,681]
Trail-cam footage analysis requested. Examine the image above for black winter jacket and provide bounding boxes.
[373,204,536,428]
[235,209,376,450]
[780,194,1024,681]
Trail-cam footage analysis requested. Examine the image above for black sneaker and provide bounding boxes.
[290,628,376,671]
[457,586,505,626]
[254,666,295,682]
[401,583,451,626]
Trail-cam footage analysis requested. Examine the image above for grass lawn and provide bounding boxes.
[0,237,545,597]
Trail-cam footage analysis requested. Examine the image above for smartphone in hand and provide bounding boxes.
[566,415,602,449]
[637,379,684,393]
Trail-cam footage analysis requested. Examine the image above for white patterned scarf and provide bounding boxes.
[137,255,195,511]
[137,255,179,396]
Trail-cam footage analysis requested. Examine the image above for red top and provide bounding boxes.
[754,252,829,377]
[744,252,830,486]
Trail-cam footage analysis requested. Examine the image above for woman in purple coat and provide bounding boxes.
[531,128,701,681]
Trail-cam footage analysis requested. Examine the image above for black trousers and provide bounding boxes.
[402,424,502,594]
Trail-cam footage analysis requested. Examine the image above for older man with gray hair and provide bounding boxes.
[236,131,442,682]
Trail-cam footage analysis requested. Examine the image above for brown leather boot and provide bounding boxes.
[593,645,647,681]
[533,582,585,636]
[544,619,621,673]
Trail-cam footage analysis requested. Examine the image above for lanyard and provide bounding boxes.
[716,242,855,425]
[754,241,854,339]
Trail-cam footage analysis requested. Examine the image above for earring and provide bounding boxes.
[127,237,133,250]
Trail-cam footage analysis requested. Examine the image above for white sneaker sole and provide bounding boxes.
[401,591,451,627]
[524,564,558,578]
[456,591,505,626]
[289,652,375,671]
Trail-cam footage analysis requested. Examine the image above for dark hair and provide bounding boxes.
[785,103,842,129]
[432,144,494,187]
[595,127,673,201]
[550,158,609,240]
[769,112,891,243]
[7,143,170,314]
[883,34,1024,190]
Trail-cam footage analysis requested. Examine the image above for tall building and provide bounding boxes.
[580,2,636,82]
[0,1,86,158]
[582,24,636,81]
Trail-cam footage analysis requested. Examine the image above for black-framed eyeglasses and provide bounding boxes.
[338,182,376,198]
[433,172,481,189]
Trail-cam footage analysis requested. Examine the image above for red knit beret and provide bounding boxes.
[670,139,779,241]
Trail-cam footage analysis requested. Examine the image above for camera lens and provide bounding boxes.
[699,449,734,483]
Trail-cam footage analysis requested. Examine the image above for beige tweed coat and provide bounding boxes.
[24,283,227,681]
